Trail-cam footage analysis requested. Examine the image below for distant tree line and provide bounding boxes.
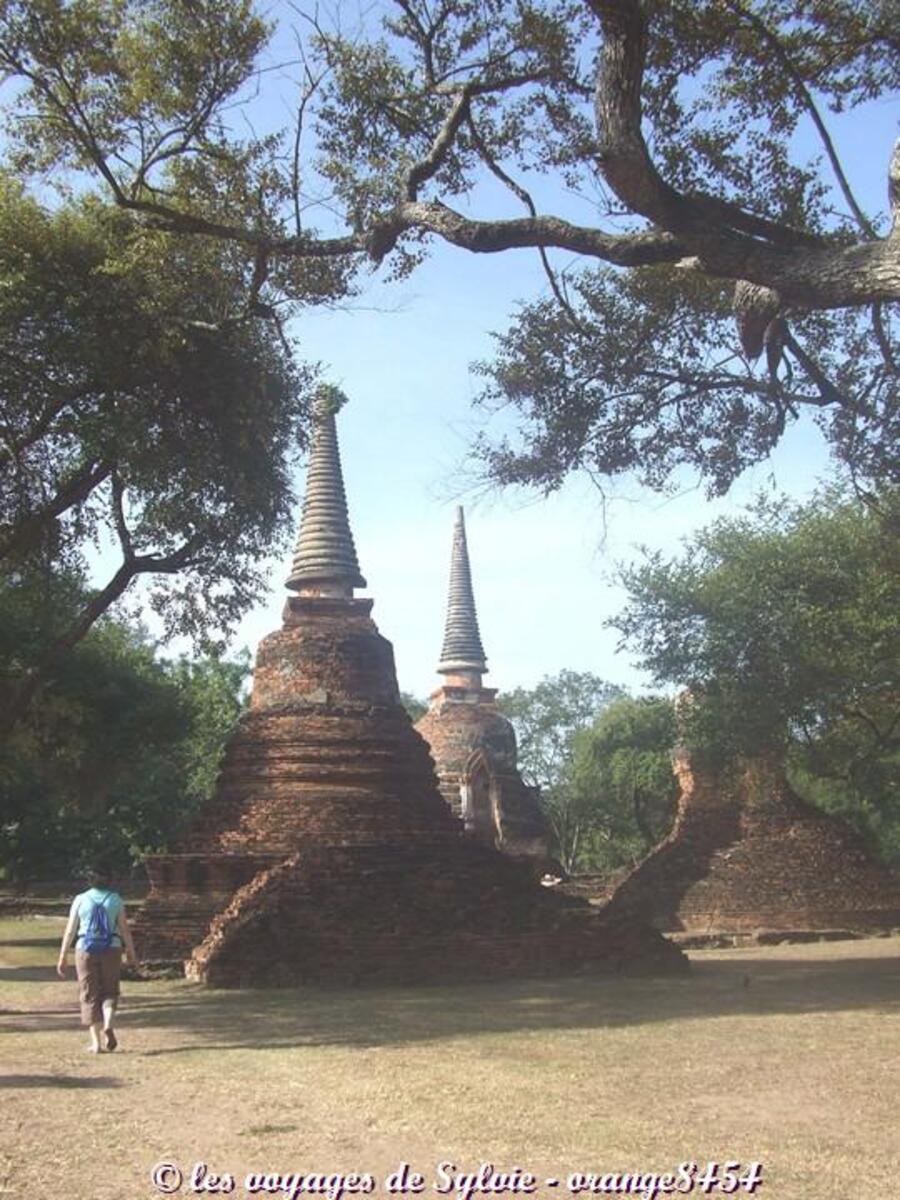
[498,675,679,875]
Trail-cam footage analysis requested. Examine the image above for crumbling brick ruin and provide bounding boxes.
[415,508,555,867]
[134,402,685,984]
[610,749,900,937]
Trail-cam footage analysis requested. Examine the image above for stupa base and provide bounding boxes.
[611,754,900,936]
[182,840,686,987]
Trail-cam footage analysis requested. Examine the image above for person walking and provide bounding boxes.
[57,862,139,1053]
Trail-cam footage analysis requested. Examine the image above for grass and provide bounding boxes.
[1,916,898,1200]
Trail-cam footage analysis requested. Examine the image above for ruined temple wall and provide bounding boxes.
[133,599,461,965]
[169,595,460,855]
[136,404,684,984]
[416,697,517,775]
[609,752,900,934]
[178,706,457,853]
[607,749,740,929]
[416,696,554,861]
[674,763,900,932]
[251,597,399,710]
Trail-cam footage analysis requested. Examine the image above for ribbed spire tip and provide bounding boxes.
[286,393,366,595]
[437,506,487,675]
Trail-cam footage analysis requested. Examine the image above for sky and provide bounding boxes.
[123,8,898,701]
[232,260,835,702]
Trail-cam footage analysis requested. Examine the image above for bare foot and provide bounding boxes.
[104,1029,118,1052]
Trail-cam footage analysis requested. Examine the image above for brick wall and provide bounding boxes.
[609,751,900,934]
[134,595,686,982]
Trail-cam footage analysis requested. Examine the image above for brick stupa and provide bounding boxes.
[416,508,555,867]
[610,749,900,938]
[135,399,685,985]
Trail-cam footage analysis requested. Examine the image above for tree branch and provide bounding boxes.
[0,532,206,733]
[466,113,590,335]
[368,199,685,265]
[0,459,113,562]
[109,470,135,563]
[6,10,898,311]
[0,375,95,457]
[781,330,854,409]
[724,0,877,241]
[405,87,472,200]
[585,0,900,305]
[588,0,707,236]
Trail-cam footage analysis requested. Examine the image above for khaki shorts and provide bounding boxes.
[75,948,122,1026]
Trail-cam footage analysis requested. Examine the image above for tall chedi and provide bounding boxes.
[417,508,555,866]
[135,396,684,985]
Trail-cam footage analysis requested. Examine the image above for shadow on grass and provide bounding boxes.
[0,937,59,948]
[126,952,900,1056]
[4,939,898,1055]
[0,965,58,982]
[0,1074,126,1088]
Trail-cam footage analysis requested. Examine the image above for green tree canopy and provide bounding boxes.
[0,180,317,722]
[571,695,678,870]
[611,487,900,857]
[0,571,249,882]
[613,489,899,755]
[498,670,624,871]
[2,0,896,494]
[400,692,429,722]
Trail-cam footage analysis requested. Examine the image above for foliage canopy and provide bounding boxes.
[2,0,896,494]
[0,180,316,721]
[613,488,899,756]
[571,694,678,869]
[611,487,900,857]
[498,669,624,870]
[0,572,249,881]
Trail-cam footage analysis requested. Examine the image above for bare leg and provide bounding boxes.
[102,999,118,1050]
[88,1022,103,1052]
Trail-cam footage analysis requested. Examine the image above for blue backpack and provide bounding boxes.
[81,893,115,953]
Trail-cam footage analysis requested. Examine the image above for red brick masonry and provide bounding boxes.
[416,690,554,864]
[608,751,900,935]
[135,596,685,983]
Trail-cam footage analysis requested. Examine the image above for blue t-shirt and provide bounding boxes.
[71,888,123,949]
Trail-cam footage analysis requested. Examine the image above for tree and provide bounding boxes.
[571,695,678,869]
[611,487,900,858]
[2,0,897,493]
[0,181,316,723]
[498,670,624,870]
[0,571,249,881]
[400,692,429,722]
[788,731,900,865]
[168,652,252,809]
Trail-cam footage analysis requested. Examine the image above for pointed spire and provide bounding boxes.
[286,392,366,595]
[438,506,487,676]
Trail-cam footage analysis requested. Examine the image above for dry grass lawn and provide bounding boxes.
[1,916,898,1200]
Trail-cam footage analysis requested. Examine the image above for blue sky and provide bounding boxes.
[132,7,899,700]
[234,306,834,701]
